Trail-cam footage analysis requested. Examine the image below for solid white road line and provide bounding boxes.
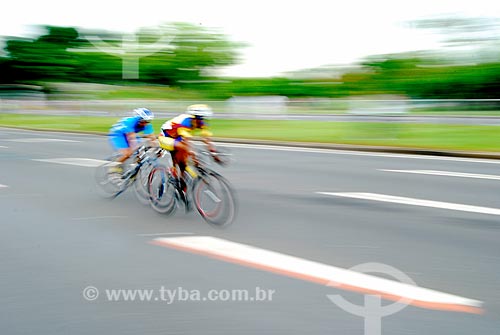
[380,169,500,181]
[7,138,81,143]
[137,232,195,237]
[2,127,500,164]
[318,192,500,216]
[152,236,482,313]
[33,158,107,167]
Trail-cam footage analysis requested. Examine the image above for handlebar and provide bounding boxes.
[133,143,164,163]
[196,148,232,166]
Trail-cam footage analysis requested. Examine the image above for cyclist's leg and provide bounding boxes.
[108,133,133,173]
[159,135,194,189]
[158,134,178,176]
[173,139,194,190]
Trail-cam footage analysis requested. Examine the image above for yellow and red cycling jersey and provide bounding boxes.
[160,114,212,139]
[159,114,212,151]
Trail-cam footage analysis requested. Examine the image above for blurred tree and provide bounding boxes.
[411,16,500,63]
[4,26,83,82]
[138,22,243,85]
[1,23,243,85]
[2,19,500,102]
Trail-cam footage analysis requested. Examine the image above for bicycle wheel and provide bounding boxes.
[133,163,153,205]
[148,166,178,215]
[193,172,237,228]
[94,158,126,198]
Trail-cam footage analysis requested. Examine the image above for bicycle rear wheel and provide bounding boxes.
[94,158,125,198]
[193,172,237,228]
[148,166,177,215]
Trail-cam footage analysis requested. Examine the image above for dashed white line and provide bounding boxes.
[0,184,8,188]
[0,193,42,198]
[33,158,107,167]
[318,192,500,216]
[7,138,81,143]
[380,169,500,181]
[71,216,128,220]
[152,236,482,313]
[328,245,380,249]
[137,232,195,237]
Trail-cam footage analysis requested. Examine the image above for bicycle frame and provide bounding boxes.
[96,144,164,200]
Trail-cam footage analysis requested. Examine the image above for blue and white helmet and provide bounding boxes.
[134,108,154,121]
[186,104,213,118]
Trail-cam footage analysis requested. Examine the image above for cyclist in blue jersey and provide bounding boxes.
[108,108,157,173]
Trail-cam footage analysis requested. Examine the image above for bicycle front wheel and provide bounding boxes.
[94,158,125,198]
[148,166,177,215]
[133,164,153,205]
[193,172,237,228]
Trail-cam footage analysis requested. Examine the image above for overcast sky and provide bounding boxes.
[2,0,500,77]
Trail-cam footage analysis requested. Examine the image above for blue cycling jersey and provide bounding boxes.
[110,116,154,135]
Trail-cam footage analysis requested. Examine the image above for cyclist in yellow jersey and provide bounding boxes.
[158,104,220,188]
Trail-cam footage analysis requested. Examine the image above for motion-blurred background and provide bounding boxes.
[2,1,500,151]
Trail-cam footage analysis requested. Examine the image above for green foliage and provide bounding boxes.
[2,21,500,100]
[1,23,242,86]
[3,26,82,82]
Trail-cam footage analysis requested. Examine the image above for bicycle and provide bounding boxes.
[95,143,166,202]
[148,146,237,228]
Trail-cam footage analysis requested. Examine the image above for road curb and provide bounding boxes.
[3,125,500,160]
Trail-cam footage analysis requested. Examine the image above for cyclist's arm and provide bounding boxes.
[120,118,141,149]
[199,127,221,162]
[140,133,158,143]
[201,136,216,153]
[198,125,216,152]
[177,128,193,139]
[138,123,158,145]
[175,128,198,158]
[126,132,140,149]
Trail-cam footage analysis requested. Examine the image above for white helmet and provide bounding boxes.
[186,104,213,118]
[134,108,154,121]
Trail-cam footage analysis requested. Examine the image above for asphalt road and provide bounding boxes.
[1,127,499,334]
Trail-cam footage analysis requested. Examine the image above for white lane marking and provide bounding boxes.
[7,138,81,143]
[0,184,8,188]
[318,192,500,216]
[71,216,128,220]
[33,158,107,167]
[0,146,7,148]
[216,142,500,165]
[153,236,482,312]
[2,127,500,164]
[137,232,195,237]
[0,193,42,198]
[380,169,500,181]
[3,129,499,164]
[328,245,380,249]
